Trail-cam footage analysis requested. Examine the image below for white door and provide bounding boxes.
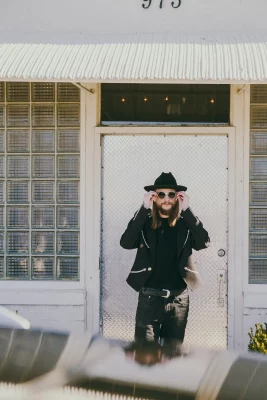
[100,134,228,349]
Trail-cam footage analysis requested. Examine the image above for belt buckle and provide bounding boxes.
[161,289,170,298]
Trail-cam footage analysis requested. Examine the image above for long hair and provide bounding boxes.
[151,200,180,229]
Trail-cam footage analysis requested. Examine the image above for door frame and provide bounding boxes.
[93,125,236,347]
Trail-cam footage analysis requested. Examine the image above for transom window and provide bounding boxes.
[101,84,230,124]
[0,82,80,280]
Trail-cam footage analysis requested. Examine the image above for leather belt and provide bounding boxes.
[140,287,187,298]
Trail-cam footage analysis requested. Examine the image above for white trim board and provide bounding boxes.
[0,281,83,290]
[2,78,267,85]
[84,83,101,334]
[244,291,267,309]
[229,84,250,350]
[0,289,85,305]
[95,126,235,135]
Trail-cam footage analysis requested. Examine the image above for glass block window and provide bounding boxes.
[0,82,80,280]
[0,106,4,128]
[32,83,55,102]
[0,83,4,102]
[249,85,267,283]
[7,83,30,102]
[7,105,30,127]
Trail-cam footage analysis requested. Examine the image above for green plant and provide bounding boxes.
[248,323,267,354]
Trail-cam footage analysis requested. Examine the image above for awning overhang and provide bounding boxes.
[1,32,267,83]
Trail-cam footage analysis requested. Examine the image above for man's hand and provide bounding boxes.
[176,191,189,211]
[143,191,157,209]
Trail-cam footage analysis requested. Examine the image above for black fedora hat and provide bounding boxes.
[144,172,187,192]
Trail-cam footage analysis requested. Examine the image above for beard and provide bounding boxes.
[156,203,174,216]
[151,200,179,229]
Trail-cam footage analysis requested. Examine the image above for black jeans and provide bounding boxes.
[135,288,189,346]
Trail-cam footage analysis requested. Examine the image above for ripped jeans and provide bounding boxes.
[134,288,189,347]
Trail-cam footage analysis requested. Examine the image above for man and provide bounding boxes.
[120,172,209,347]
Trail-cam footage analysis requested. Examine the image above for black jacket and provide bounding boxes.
[120,206,210,292]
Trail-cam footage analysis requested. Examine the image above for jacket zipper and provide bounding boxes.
[141,231,150,248]
[183,230,189,248]
[184,267,199,274]
[129,268,147,274]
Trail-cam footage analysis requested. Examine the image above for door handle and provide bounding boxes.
[217,269,226,307]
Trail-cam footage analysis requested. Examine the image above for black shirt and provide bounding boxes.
[145,218,187,290]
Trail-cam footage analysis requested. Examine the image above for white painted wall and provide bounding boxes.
[7,305,85,332]
[0,289,86,333]
[0,0,267,42]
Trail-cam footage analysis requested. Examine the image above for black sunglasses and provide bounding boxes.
[156,191,176,199]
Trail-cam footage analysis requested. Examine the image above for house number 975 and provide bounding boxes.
[142,0,181,8]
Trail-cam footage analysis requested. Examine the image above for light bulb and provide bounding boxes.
[121,98,126,102]
[165,96,169,101]
[144,97,148,102]
[210,98,215,104]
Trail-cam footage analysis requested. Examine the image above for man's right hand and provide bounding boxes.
[143,191,157,209]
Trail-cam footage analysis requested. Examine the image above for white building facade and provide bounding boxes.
[0,0,267,350]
